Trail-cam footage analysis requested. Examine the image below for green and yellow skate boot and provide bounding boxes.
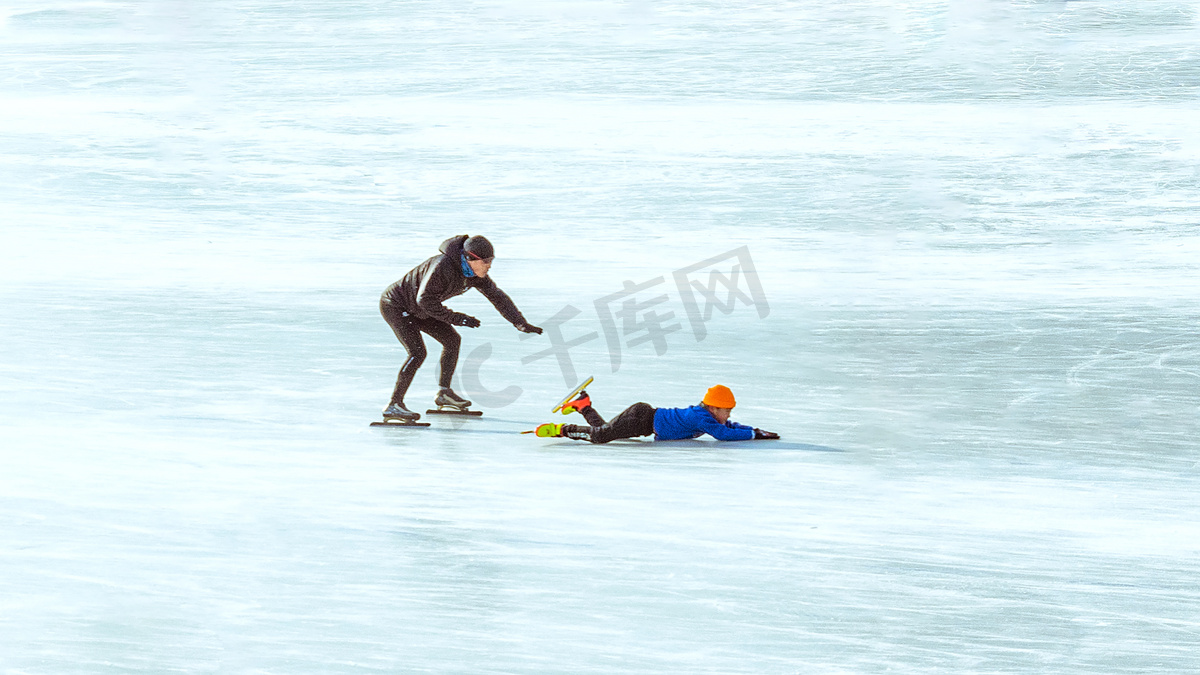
[534,423,564,437]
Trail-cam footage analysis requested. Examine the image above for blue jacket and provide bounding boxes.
[653,404,755,441]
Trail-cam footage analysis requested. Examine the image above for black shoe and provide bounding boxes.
[382,403,420,420]
[434,388,471,410]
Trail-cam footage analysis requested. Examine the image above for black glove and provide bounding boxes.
[516,323,543,335]
[753,428,780,440]
[451,313,481,328]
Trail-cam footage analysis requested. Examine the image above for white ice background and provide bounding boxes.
[2,1,1200,673]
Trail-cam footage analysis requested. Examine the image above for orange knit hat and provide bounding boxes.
[702,384,736,409]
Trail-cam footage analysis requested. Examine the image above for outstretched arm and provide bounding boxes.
[476,277,542,333]
[697,417,755,442]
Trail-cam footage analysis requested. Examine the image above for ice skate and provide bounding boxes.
[371,402,430,427]
[533,423,564,437]
[427,387,483,416]
[552,376,594,413]
[558,390,591,416]
[383,402,420,420]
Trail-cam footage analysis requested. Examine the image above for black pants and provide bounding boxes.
[381,299,460,405]
[564,402,657,444]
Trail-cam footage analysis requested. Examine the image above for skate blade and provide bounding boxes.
[371,420,431,427]
[552,376,594,413]
[425,408,483,416]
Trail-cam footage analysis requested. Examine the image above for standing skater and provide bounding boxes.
[533,384,780,443]
[380,234,542,421]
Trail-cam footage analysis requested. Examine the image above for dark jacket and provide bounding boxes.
[381,235,528,327]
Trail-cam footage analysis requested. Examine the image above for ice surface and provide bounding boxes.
[2,1,1200,672]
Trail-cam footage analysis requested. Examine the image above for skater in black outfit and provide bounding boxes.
[380,235,542,420]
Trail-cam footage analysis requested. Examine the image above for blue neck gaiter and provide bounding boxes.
[460,254,475,278]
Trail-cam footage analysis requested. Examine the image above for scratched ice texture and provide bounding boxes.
[2,1,1199,673]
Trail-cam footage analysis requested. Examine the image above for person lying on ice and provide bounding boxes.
[380,234,542,421]
[535,384,780,443]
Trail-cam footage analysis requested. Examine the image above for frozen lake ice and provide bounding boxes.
[2,1,1200,672]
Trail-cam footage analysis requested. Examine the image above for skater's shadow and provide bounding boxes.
[643,440,842,452]
[542,438,843,452]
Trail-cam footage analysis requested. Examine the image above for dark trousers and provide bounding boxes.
[380,299,460,405]
[566,402,657,444]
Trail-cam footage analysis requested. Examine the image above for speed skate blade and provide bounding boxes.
[425,408,483,416]
[370,420,431,428]
[552,376,594,413]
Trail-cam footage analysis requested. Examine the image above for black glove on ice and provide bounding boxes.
[517,323,543,334]
[753,428,780,440]
[452,314,481,328]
